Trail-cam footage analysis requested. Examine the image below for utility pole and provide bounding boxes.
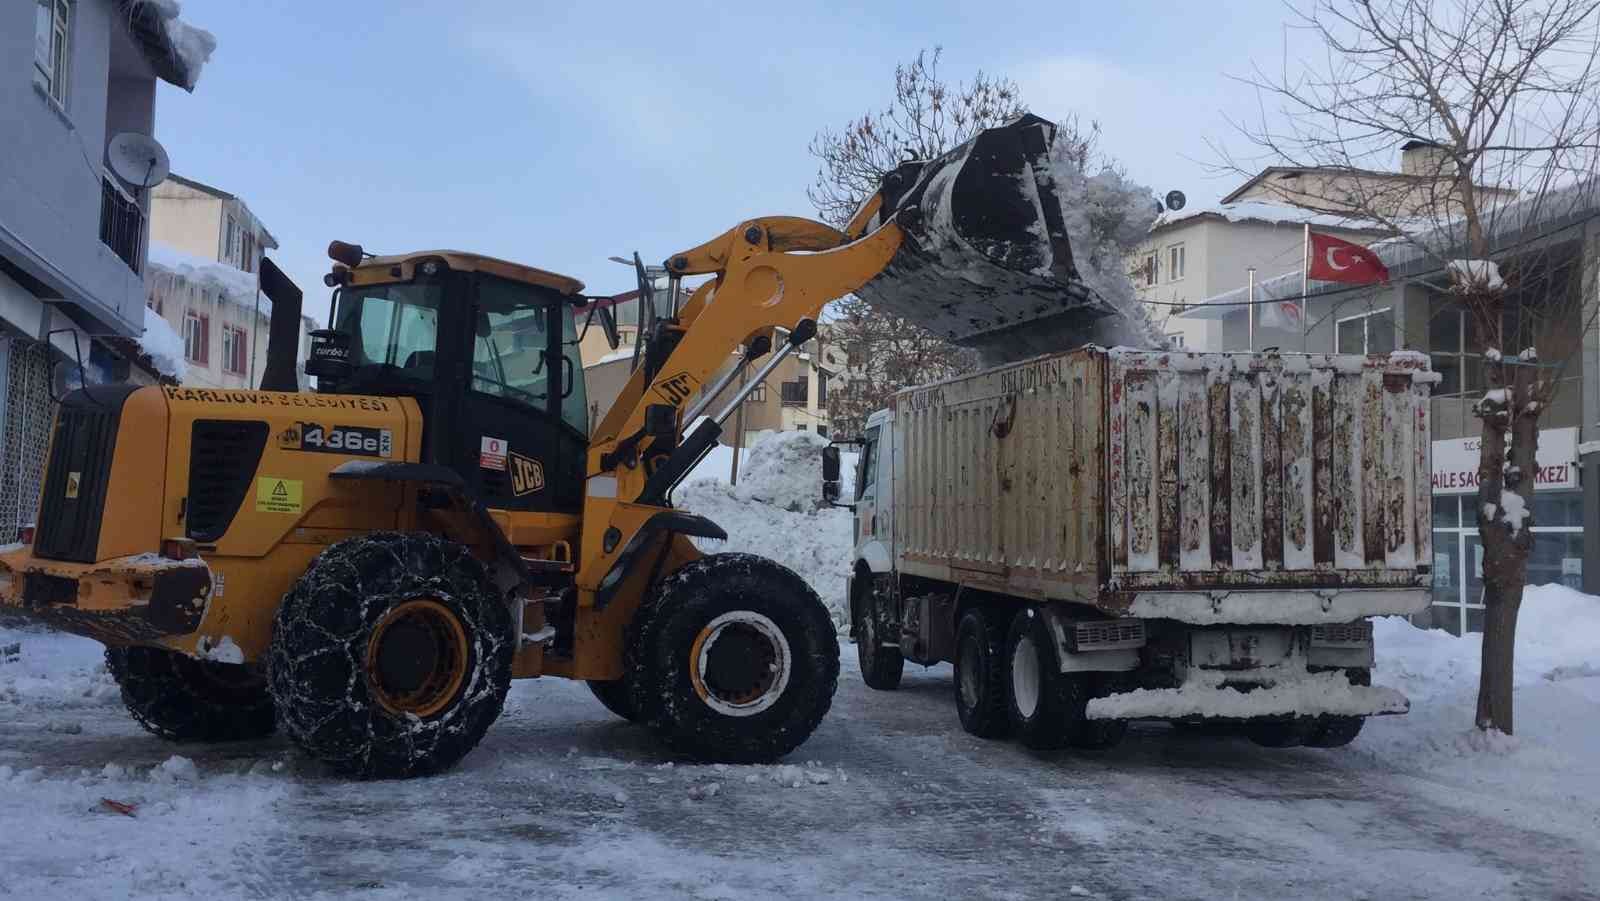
[1246,267,1257,351]
[729,365,747,485]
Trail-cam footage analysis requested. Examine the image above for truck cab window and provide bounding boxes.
[857,426,880,500]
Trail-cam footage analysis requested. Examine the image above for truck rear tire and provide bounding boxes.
[268,532,514,779]
[1305,716,1365,747]
[105,645,275,742]
[954,608,1010,738]
[1245,718,1315,748]
[1003,606,1084,749]
[587,678,640,722]
[856,579,903,691]
[627,553,839,764]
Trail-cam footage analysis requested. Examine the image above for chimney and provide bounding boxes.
[1400,140,1450,177]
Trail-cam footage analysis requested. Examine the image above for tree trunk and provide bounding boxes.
[1475,587,1523,732]
[1473,359,1537,735]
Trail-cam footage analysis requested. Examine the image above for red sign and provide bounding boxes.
[1308,232,1390,285]
[479,436,507,471]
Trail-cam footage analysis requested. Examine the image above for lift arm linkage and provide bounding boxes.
[576,215,903,596]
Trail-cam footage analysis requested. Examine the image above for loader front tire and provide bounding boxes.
[627,553,838,764]
[587,678,640,722]
[268,532,513,779]
[106,645,276,742]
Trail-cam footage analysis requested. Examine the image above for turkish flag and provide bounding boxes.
[1308,232,1389,284]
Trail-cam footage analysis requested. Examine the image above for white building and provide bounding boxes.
[1130,204,1386,352]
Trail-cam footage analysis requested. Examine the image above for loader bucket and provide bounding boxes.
[855,114,1117,363]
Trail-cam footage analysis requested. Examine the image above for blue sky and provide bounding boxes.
[156,0,1296,313]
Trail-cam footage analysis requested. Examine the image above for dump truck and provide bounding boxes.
[827,346,1436,749]
[1,115,1131,777]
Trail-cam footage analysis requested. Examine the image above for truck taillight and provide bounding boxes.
[17,525,34,545]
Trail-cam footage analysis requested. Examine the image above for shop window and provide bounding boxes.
[1335,307,1395,354]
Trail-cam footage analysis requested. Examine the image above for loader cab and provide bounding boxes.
[318,251,589,514]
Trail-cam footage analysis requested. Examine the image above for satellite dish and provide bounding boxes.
[107,133,171,191]
[1165,190,1187,212]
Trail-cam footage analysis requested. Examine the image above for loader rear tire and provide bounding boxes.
[587,678,640,722]
[954,608,1010,739]
[627,553,838,764]
[268,532,513,779]
[106,645,275,743]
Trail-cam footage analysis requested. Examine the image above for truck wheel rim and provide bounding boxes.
[366,598,470,718]
[689,611,791,717]
[1012,634,1041,718]
[958,635,981,708]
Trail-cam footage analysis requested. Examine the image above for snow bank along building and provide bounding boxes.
[145,174,313,390]
[1179,179,1600,633]
[0,0,213,543]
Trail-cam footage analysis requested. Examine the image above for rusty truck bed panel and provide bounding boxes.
[888,348,1433,612]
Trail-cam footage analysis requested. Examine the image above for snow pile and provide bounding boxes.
[731,429,831,513]
[1352,584,1600,822]
[676,431,854,627]
[1042,140,1165,349]
[138,304,187,380]
[1447,258,1507,292]
[135,0,217,90]
[1087,670,1409,720]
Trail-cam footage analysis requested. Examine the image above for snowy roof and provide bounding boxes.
[135,305,187,381]
[1152,201,1391,235]
[1181,176,1600,320]
[146,241,267,317]
[121,1,216,92]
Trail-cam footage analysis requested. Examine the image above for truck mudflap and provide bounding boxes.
[0,545,212,645]
[1085,672,1409,721]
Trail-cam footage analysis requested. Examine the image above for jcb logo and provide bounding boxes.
[650,371,699,407]
[509,452,545,496]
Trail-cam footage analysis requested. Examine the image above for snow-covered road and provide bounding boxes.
[3,621,1597,901]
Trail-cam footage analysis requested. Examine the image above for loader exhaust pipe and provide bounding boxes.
[258,256,303,392]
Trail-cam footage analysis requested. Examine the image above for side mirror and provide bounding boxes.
[822,444,842,503]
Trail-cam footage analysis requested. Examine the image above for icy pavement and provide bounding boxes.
[2,597,1599,901]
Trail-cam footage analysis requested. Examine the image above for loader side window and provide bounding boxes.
[336,283,442,381]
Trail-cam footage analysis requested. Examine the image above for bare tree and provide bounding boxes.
[1224,0,1600,733]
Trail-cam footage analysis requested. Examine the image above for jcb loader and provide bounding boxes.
[0,116,1118,777]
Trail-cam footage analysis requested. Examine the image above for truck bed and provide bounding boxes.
[889,347,1434,616]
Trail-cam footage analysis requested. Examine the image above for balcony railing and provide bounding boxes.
[99,177,144,273]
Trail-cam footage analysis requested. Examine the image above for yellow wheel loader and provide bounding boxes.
[1,116,1117,777]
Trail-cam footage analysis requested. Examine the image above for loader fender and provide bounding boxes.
[328,460,528,591]
[594,511,726,609]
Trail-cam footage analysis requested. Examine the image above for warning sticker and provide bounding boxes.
[256,478,303,514]
[65,471,81,499]
[480,436,508,471]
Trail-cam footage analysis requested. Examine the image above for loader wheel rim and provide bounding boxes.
[1012,634,1041,718]
[366,598,470,719]
[689,611,792,718]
